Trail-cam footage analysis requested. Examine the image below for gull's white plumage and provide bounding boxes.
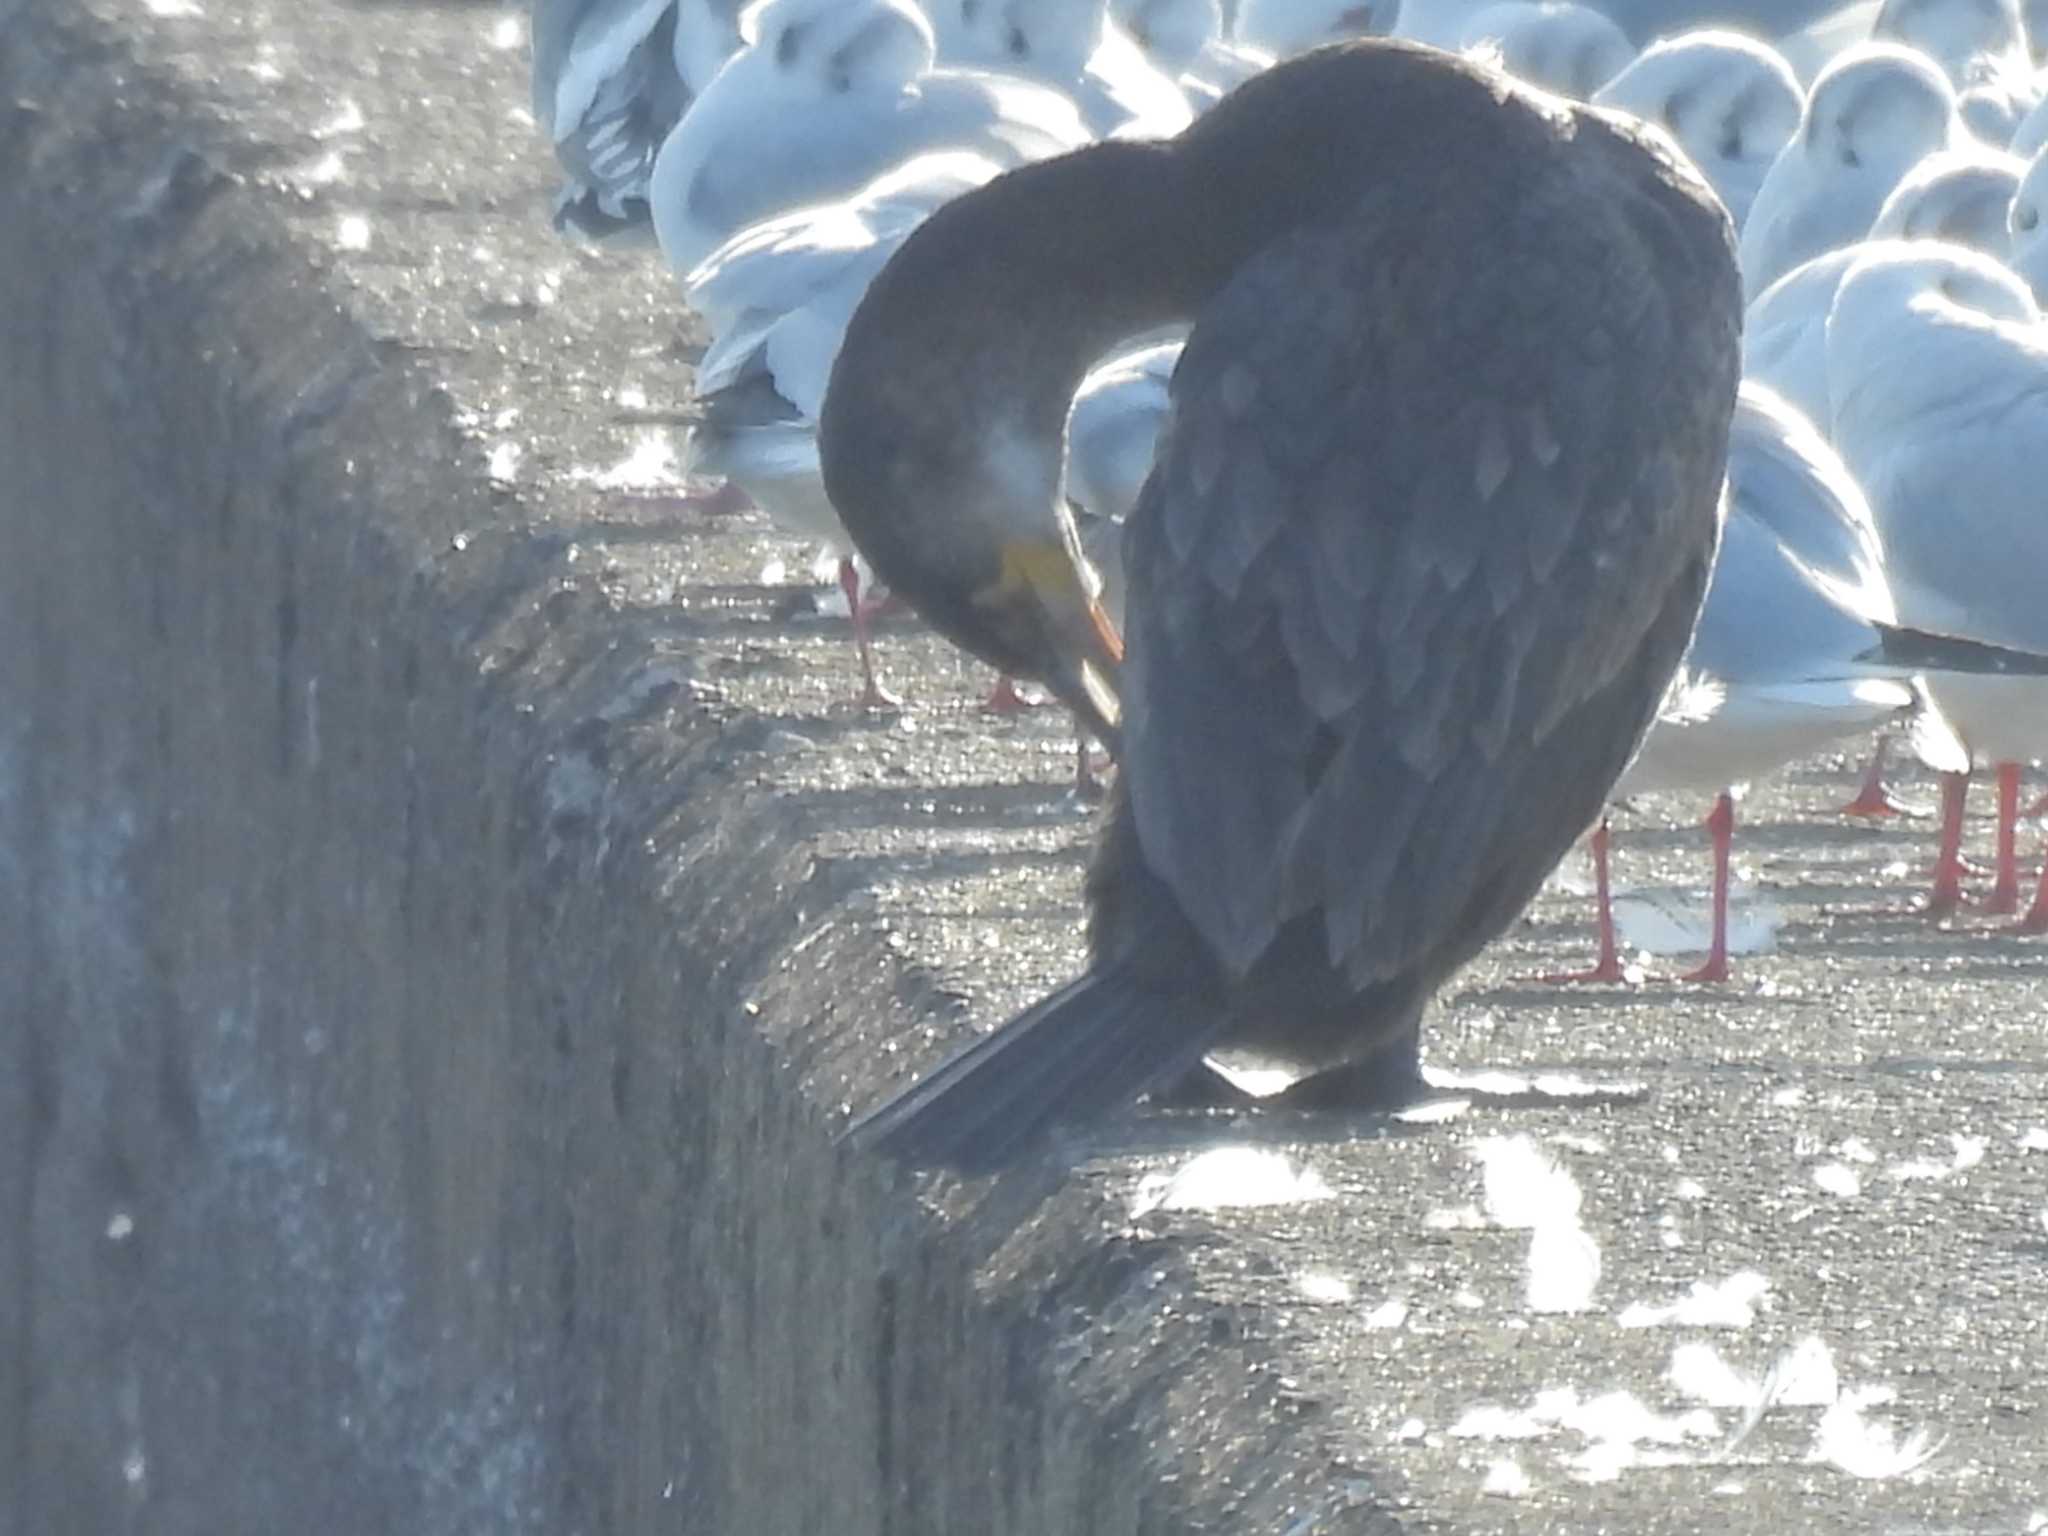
[1739,42,1963,297]
[1457,2,1636,99]
[1114,0,1273,108]
[1826,241,2048,760]
[928,0,1196,135]
[1062,341,1185,627]
[2008,141,2048,299]
[684,151,1006,549]
[1869,141,2027,255]
[1617,383,1926,802]
[1872,0,2030,87]
[1594,30,1803,227]
[649,0,1090,271]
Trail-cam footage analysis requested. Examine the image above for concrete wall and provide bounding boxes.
[0,6,1241,1532]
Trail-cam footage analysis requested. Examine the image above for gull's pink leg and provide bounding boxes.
[1927,771,1972,918]
[1680,792,1735,983]
[840,558,901,710]
[984,675,1044,715]
[2017,846,2048,934]
[1540,818,1626,984]
[1982,763,2023,914]
[1840,735,1910,818]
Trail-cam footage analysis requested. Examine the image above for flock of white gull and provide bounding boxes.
[530,0,2048,984]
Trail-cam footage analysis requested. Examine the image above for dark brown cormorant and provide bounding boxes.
[824,40,1743,1168]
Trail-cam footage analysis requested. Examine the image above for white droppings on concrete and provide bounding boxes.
[1526,1220,1602,1315]
[1888,1132,1988,1182]
[1451,1402,1553,1441]
[315,99,366,138]
[1294,1270,1353,1304]
[1812,1386,1942,1480]
[1130,1147,1333,1215]
[1481,1457,1531,1497]
[1474,1135,1580,1229]
[1471,1136,1601,1313]
[1671,1335,1838,1411]
[1362,1298,1409,1330]
[569,430,681,493]
[1619,1270,1770,1329]
[1453,1386,1722,1483]
[1812,1162,1862,1198]
[1423,1202,1487,1230]
[294,152,348,190]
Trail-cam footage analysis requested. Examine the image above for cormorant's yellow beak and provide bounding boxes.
[979,537,1125,753]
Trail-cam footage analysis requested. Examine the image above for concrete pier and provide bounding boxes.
[4,3,2044,1532]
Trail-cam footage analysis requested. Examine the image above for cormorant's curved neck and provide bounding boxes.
[820,42,1532,475]
[825,137,1221,452]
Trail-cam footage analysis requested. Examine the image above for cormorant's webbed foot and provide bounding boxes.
[1144,1062,1263,1111]
[1267,1037,1430,1113]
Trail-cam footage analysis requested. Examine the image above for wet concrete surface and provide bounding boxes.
[1,0,2044,1531]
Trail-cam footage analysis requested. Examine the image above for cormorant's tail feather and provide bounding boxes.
[842,967,1213,1172]
[1867,624,2048,676]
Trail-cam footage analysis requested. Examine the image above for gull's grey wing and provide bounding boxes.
[533,0,688,219]
[677,74,1086,252]
[1122,143,1739,990]
[1721,385,1897,636]
[1692,483,1885,688]
[532,0,676,131]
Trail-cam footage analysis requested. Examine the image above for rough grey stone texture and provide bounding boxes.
[5,3,2048,1535]
[0,4,1260,1533]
